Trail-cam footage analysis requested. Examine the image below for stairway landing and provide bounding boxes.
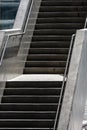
[8,75,64,81]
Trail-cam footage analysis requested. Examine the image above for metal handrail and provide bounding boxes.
[83,17,87,129]
[84,17,87,28]
[53,16,87,130]
[0,0,34,65]
[53,34,75,130]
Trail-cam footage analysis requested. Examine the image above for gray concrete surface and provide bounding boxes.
[8,75,64,81]
[57,29,87,130]
[0,0,42,104]
[0,0,42,82]
[13,0,31,30]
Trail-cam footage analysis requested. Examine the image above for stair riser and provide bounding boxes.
[39,6,87,12]
[25,61,66,67]
[0,120,54,128]
[30,42,70,48]
[27,55,67,61]
[6,82,62,88]
[24,67,65,74]
[36,18,85,23]
[0,129,53,130]
[3,89,61,95]
[29,49,69,54]
[31,36,71,41]
[2,96,59,103]
[0,104,57,111]
[0,112,56,119]
[41,1,87,6]
[37,12,87,18]
[33,30,76,35]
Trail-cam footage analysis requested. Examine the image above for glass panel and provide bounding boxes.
[0,0,20,30]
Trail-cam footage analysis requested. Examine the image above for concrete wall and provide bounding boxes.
[0,0,42,104]
[13,0,32,30]
[0,0,42,82]
[58,29,87,130]
[0,0,32,49]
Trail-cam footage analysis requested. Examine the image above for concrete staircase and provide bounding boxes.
[23,0,87,74]
[0,0,87,129]
[0,81,62,129]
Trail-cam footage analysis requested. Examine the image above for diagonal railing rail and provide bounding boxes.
[84,17,87,28]
[53,15,87,130]
[82,16,87,130]
[53,34,76,130]
[0,0,34,65]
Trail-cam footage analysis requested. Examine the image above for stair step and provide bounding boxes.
[0,128,53,130]
[33,29,76,35]
[29,48,69,54]
[23,35,71,42]
[3,88,61,95]
[41,1,87,6]
[30,41,70,48]
[6,81,62,88]
[0,111,56,119]
[34,23,83,29]
[27,54,67,61]
[2,96,59,103]
[23,67,65,74]
[0,103,57,111]
[0,119,54,128]
[31,35,71,41]
[39,6,87,12]
[36,17,85,23]
[37,12,87,18]
[25,61,66,67]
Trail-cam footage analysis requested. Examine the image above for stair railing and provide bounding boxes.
[53,16,87,130]
[81,17,87,130]
[0,0,34,65]
[53,34,76,130]
[82,17,87,130]
[84,17,87,28]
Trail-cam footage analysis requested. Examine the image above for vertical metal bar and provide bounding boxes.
[84,17,87,28]
[53,34,75,130]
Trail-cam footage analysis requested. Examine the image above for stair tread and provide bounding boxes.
[39,6,87,12]
[29,48,69,54]
[0,119,53,121]
[24,67,65,74]
[6,81,62,88]
[25,61,66,67]
[0,111,56,113]
[27,54,68,56]
[0,128,53,130]
[37,12,87,17]
[29,48,69,49]
[30,17,85,23]
[32,29,76,35]
[41,1,87,6]
[0,112,56,118]
[3,88,61,89]
[0,103,58,111]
